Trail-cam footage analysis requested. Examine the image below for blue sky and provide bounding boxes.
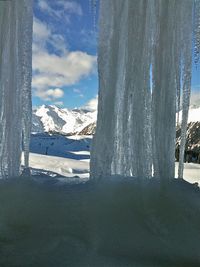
[32,0,99,109]
[32,0,199,109]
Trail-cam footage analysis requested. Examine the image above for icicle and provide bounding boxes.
[194,0,200,65]
[0,1,33,179]
[175,6,182,129]
[91,0,154,179]
[91,0,196,181]
[21,1,33,172]
[120,0,153,178]
[178,1,193,179]
[90,0,115,179]
[152,1,178,182]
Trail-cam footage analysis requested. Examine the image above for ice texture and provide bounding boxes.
[178,2,193,179]
[91,0,197,181]
[194,0,200,65]
[21,1,33,170]
[0,1,33,178]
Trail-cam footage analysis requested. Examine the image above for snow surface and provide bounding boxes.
[22,152,89,178]
[24,133,200,185]
[175,162,200,184]
[25,152,200,183]
[29,133,92,160]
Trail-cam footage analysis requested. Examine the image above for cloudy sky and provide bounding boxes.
[32,0,199,109]
[32,0,98,109]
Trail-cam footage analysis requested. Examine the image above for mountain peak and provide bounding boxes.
[32,104,97,135]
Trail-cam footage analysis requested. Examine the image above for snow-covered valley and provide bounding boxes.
[24,132,200,185]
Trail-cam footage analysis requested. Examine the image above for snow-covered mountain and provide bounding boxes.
[32,105,97,135]
[78,122,96,135]
[32,104,200,140]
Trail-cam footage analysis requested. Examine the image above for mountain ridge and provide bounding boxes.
[32,105,200,139]
[32,104,97,135]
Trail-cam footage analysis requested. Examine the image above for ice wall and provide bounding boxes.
[0,1,33,178]
[90,0,198,181]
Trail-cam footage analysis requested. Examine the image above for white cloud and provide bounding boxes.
[73,88,81,94]
[33,17,67,54]
[32,50,96,88]
[79,94,84,98]
[35,88,64,101]
[38,0,62,19]
[38,0,82,19]
[38,0,50,12]
[49,34,67,54]
[83,96,98,111]
[73,88,84,98]
[32,17,97,102]
[33,17,51,41]
[57,1,83,16]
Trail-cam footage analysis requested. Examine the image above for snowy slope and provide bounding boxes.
[22,152,89,178]
[21,152,200,184]
[26,134,92,178]
[32,105,97,135]
[29,133,92,160]
[22,152,200,181]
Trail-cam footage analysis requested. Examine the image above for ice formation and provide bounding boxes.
[90,0,199,181]
[0,1,33,178]
[89,0,98,30]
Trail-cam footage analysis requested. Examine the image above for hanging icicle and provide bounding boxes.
[178,1,195,179]
[91,0,197,181]
[194,0,200,66]
[0,1,33,179]
[21,1,33,173]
